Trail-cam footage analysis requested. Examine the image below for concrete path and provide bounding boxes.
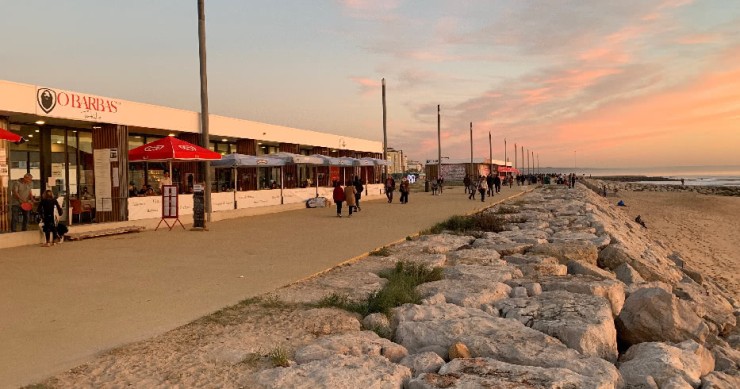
[0,185,527,388]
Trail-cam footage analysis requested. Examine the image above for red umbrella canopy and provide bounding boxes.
[128,137,221,162]
[0,127,25,144]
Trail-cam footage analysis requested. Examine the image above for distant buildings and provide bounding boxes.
[386,148,407,174]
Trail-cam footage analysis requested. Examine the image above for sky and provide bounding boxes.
[1,0,739,168]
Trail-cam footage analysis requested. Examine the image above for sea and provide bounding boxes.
[538,166,740,187]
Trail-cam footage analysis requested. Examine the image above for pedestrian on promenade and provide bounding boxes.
[437,176,444,194]
[11,173,34,232]
[352,176,364,211]
[463,174,471,194]
[385,176,396,203]
[37,190,62,247]
[478,176,488,202]
[486,174,494,196]
[344,182,357,217]
[431,180,438,195]
[332,181,345,217]
[399,177,410,204]
[493,174,501,194]
[468,179,477,200]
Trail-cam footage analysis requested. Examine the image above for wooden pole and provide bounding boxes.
[197,0,211,223]
[488,130,492,175]
[437,105,441,181]
[382,78,387,181]
[469,122,473,177]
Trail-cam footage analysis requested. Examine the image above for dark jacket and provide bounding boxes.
[353,179,364,196]
[385,177,396,191]
[37,198,62,224]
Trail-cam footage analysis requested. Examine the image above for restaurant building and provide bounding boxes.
[0,79,383,233]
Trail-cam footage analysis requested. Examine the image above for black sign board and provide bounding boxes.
[192,187,205,229]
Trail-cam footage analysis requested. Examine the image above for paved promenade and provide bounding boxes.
[0,185,527,388]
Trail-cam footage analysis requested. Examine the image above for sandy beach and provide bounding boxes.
[615,190,740,302]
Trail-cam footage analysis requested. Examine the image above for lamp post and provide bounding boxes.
[437,105,441,182]
[469,122,473,177]
[197,0,211,226]
[382,78,387,181]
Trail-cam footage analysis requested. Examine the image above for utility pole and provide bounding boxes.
[488,131,492,176]
[526,148,530,175]
[504,138,507,167]
[382,78,387,181]
[437,105,441,181]
[197,0,211,225]
[514,142,517,171]
[469,122,473,177]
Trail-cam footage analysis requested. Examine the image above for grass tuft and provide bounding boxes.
[317,261,443,317]
[268,346,291,367]
[369,246,392,256]
[422,213,518,235]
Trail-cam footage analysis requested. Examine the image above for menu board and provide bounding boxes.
[161,185,178,218]
[93,149,112,211]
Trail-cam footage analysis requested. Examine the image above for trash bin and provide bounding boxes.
[425,180,430,192]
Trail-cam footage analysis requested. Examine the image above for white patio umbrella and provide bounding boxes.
[212,153,287,207]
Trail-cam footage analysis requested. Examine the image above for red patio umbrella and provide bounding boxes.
[128,136,221,162]
[0,127,25,144]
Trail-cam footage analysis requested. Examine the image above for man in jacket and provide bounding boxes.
[385,176,396,203]
[11,173,34,232]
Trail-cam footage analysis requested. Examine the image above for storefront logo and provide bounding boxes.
[178,145,196,151]
[37,88,57,113]
[144,145,164,152]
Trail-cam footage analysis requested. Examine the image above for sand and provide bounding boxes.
[615,190,740,302]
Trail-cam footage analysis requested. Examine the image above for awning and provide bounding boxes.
[128,137,222,162]
[497,166,521,174]
[211,153,286,168]
[0,127,25,144]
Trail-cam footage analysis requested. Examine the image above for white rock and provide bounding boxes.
[399,351,445,376]
[252,354,411,389]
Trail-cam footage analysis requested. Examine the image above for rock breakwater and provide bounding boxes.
[256,184,739,388]
[584,178,740,197]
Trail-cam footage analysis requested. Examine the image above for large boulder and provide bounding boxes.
[502,254,568,278]
[398,352,445,376]
[416,279,511,309]
[539,275,626,317]
[567,259,617,280]
[617,286,710,345]
[528,241,599,265]
[446,247,501,266]
[673,280,736,335]
[408,358,621,389]
[701,371,740,389]
[443,263,523,283]
[392,303,621,386]
[293,330,408,364]
[598,243,684,285]
[495,290,618,362]
[296,308,362,336]
[252,354,411,389]
[618,340,714,388]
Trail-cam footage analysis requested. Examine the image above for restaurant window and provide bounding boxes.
[8,124,41,197]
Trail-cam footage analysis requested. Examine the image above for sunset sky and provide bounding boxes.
[1,0,738,168]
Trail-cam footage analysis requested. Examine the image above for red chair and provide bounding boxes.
[71,199,91,223]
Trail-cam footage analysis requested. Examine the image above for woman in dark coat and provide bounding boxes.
[37,189,62,247]
[332,181,346,217]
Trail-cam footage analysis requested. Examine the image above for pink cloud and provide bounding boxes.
[350,77,382,96]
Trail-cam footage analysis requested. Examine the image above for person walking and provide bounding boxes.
[437,176,444,194]
[344,181,357,217]
[478,176,488,202]
[463,174,471,195]
[399,177,410,204]
[385,176,396,203]
[37,190,62,247]
[468,179,477,200]
[11,173,35,232]
[493,174,501,193]
[332,181,345,217]
[487,174,495,196]
[352,176,364,211]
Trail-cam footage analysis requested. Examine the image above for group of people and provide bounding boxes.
[383,176,411,204]
[332,176,365,217]
[128,172,171,197]
[10,173,67,246]
[464,174,502,202]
